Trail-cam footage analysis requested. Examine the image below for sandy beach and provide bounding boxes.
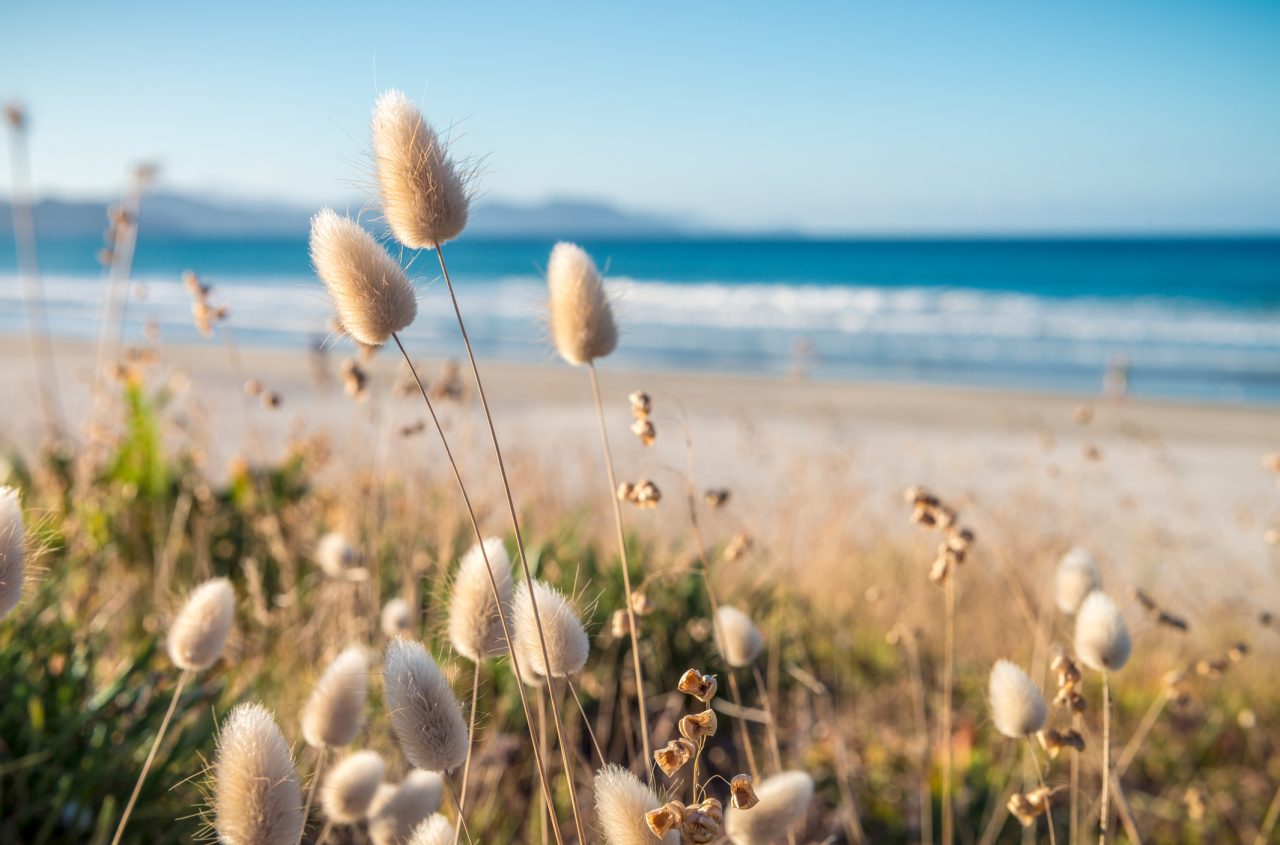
[4,335,1276,609]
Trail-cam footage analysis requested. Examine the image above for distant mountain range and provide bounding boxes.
[0,191,703,239]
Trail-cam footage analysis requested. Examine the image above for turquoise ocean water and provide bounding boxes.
[2,235,1278,403]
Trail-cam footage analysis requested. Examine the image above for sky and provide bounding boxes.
[2,0,1279,234]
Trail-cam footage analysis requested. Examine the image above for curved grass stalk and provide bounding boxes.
[453,662,482,845]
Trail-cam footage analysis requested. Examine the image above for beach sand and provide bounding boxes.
[3,335,1278,609]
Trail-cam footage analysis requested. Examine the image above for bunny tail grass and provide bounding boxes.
[302,646,369,749]
[585,361,654,782]
[372,90,470,250]
[725,770,815,845]
[547,243,617,365]
[167,577,235,671]
[214,703,305,845]
[383,638,468,774]
[430,244,588,844]
[988,659,1048,739]
[320,750,384,823]
[389,332,565,845]
[0,486,26,620]
[309,209,417,346]
[593,765,678,845]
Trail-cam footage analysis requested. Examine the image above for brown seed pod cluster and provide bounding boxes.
[628,390,655,446]
[1037,727,1085,758]
[617,479,660,508]
[340,358,368,399]
[655,668,720,780]
[904,487,976,583]
[677,668,718,703]
[704,489,730,509]
[1131,588,1189,632]
[722,531,752,563]
[1007,786,1058,827]
[1051,654,1086,713]
[183,271,229,337]
[644,796,728,843]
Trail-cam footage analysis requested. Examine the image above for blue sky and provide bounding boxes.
[3,0,1279,233]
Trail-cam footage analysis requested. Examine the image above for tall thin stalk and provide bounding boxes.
[1100,672,1112,845]
[941,573,956,845]
[454,663,482,845]
[110,669,190,845]
[4,106,63,440]
[391,334,565,845]
[586,362,653,782]
[1026,737,1058,845]
[1071,711,1082,845]
[296,746,328,845]
[430,245,587,844]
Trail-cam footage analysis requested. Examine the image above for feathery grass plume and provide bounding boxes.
[320,750,384,823]
[546,242,618,366]
[309,208,417,346]
[0,486,25,620]
[315,531,363,580]
[593,765,679,845]
[1055,547,1101,615]
[302,646,369,748]
[383,639,468,772]
[372,90,470,249]
[406,814,453,845]
[213,703,304,845]
[715,605,764,668]
[447,537,513,662]
[988,659,1048,738]
[168,577,235,670]
[367,771,444,845]
[382,597,416,639]
[725,770,814,845]
[512,580,589,678]
[1074,591,1131,672]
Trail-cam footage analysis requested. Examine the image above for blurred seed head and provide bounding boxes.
[0,486,25,620]
[1075,591,1131,672]
[725,770,814,845]
[593,764,678,845]
[383,639,468,773]
[168,577,235,671]
[988,659,1048,738]
[302,646,369,748]
[512,580,589,678]
[321,750,385,823]
[715,605,764,668]
[447,537,513,663]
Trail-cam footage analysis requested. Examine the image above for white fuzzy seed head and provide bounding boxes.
[512,580,589,678]
[988,659,1048,738]
[309,208,417,346]
[0,486,25,620]
[725,770,814,845]
[382,597,416,639]
[447,537,513,663]
[547,242,618,366]
[367,770,444,845]
[372,90,470,249]
[321,750,385,823]
[593,764,679,845]
[213,703,304,845]
[1056,547,1102,615]
[383,639,468,772]
[315,531,362,580]
[302,646,369,748]
[168,577,235,671]
[715,605,764,668]
[406,814,452,845]
[1075,591,1132,672]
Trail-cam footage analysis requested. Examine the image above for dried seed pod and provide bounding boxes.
[723,532,753,563]
[630,418,656,446]
[610,608,631,639]
[730,774,759,809]
[629,592,655,616]
[678,709,718,742]
[594,764,678,845]
[653,738,697,777]
[681,797,723,844]
[645,801,685,839]
[628,390,652,417]
[704,489,730,509]
[677,669,718,703]
[725,771,814,845]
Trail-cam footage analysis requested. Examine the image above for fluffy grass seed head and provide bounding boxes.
[725,770,814,845]
[1075,590,1131,672]
[213,703,304,845]
[0,486,25,620]
[309,208,417,347]
[315,531,365,580]
[546,242,618,366]
[715,605,764,668]
[320,750,385,823]
[367,770,444,845]
[382,597,416,639]
[302,646,369,748]
[513,580,589,678]
[988,659,1048,738]
[168,577,235,671]
[406,815,452,845]
[372,90,470,249]
[447,537,513,662]
[593,764,679,845]
[1056,547,1102,615]
[383,639,468,772]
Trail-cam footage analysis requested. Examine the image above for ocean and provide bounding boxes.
[2,235,1278,404]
